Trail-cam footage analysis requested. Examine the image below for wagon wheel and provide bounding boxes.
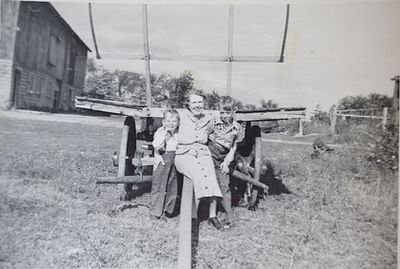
[118,116,137,200]
[247,125,262,211]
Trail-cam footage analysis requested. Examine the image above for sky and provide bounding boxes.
[51,1,400,110]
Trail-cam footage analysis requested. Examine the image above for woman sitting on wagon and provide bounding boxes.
[174,91,224,230]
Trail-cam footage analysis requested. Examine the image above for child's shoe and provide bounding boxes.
[208,217,224,231]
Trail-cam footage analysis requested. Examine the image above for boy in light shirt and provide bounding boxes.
[208,102,244,227]
[149,109,179,220]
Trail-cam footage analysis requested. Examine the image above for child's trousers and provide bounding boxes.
[149,152,178,217]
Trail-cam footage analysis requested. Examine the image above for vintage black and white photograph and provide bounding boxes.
[0,0,399,268]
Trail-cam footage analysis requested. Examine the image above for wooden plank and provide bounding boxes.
[254,136,262,181]
[234,112,305,122]
[298,118,303,136]
[99,52,144,60]
[75,97,306,121]
[330,107,337,134]
[336,108,381,112]
[76,96,146,109]
[142,4,152,107]
[96,175,153,184]
[75,99,145,116]
[236,107,306,113]
[252,131,262,204]
[382,107,388,130]
[231,170,268,190]
[231,55,280,62]
[226,5,234,95]
[262,138,344,148]
[279,4,290,63]
[336,113,383,119]
[92,53,281,63]
[88,3,101,59]
[118,124,129,177]
[150,54,227,62]
[178,176,193,269]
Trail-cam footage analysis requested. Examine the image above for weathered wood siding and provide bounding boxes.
[0,0,20,109]
[11,2,89,111]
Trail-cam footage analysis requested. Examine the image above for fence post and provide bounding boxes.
[330,107,337,134]
[382,107,388,130]
[298,118,303,136]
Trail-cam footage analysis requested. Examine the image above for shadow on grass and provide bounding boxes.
[231,159,291,209]
[123,182,152,201]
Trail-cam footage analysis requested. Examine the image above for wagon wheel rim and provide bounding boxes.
[119,116,137,199]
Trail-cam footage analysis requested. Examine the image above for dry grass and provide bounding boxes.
[0,115,397,268]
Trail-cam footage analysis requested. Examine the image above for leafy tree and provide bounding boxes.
[338,93,391,110]
[85,69,117,97]
[151,73,173,107]
[243,104,257,111]
[232,99,243,110]
[86,57,97,74]
[167,71,196,108]
[205,90,221,110]
[311,104,330,124]
[367,93,392,109]
[204,92,244,110]
[84,58,117,97]
[113,69,134,98]
[260,98,278,109]
[83,63,253,110]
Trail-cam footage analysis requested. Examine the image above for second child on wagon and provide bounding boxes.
[149,109,180,220]
[208,100,244,227]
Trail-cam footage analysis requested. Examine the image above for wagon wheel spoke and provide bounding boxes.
[247,125,262,210]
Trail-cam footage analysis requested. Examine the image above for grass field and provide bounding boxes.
[0,112,397,268]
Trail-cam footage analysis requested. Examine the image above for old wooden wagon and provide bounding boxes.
[75,97,305,267]
[77,3,306,268]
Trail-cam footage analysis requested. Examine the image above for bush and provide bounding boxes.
[303,121,330,136]
[369,124,399,171]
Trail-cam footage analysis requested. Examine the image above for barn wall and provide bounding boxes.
[0,0,20,109]
[9,2,88,112]
[12,64,82,112]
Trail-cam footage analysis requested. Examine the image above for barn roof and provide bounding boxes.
[45,3,92,52]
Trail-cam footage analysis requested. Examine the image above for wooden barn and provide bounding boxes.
[0,1,91,112]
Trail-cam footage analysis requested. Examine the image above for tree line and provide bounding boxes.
[85,58,392,115]
[84,58,278,110]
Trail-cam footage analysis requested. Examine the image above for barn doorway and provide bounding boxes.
[53,79,62,112]
[11,69,21,109]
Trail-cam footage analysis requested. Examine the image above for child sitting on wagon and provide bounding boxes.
[149,109,180,220]
[208,101,244,227]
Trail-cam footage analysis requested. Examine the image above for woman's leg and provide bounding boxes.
[208,197,224,230]
[209,197,217,218]
[195,198,200,212]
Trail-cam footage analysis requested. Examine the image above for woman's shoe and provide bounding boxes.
[208,217,224,231]
[221,219,235,229]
